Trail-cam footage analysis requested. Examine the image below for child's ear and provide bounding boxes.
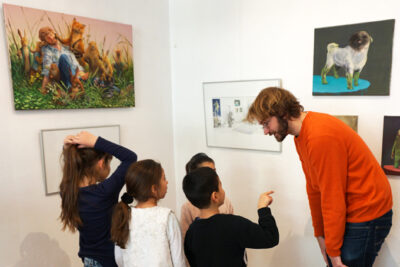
[210,191,219,203]
[97,158,104,169]
[151,184,158,197]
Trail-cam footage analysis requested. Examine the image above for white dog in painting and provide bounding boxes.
[321,31,373,89]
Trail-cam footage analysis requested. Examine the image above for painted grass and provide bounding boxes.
[10,54,134,110]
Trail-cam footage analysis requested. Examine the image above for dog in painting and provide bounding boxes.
[321,31,373,89]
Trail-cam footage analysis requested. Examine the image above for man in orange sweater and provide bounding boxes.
[247,87,393,267]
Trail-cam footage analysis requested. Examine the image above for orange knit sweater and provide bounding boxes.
[294,112,392,256]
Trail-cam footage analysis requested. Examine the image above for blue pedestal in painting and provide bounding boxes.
[313,75,370,94]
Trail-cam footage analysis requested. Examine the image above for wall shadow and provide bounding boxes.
[14,232,70,267]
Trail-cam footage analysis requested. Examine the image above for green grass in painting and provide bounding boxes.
[10,54,135,110]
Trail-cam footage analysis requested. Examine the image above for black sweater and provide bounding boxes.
[77,137,137,267]
[184,207,279,267]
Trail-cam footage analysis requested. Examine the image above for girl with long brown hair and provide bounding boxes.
[111,160,186,267]
[60,131,137,267]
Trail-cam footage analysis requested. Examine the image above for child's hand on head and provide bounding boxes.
[72,131,98,148]
[63,135,75,148]
[257,190,274,209]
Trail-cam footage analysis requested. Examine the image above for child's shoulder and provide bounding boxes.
[217,213,246,222]
[213,213,255,230]
[131,206,173,217]
[156,206,174,214]
[187,214,247,237]
[191,213,241,226]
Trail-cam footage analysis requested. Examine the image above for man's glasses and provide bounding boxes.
[261,118,271,129]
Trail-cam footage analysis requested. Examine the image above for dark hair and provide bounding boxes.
[111,159,163,248]
[59,145,112,232]
[182,167,219,209]
[185,153,215,174]
[246,87,304,123]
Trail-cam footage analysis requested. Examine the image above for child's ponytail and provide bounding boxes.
[111,193,133,248]
[59,144,110,232]
[60,145,83,232]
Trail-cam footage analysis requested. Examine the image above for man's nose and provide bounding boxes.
[263,127,270,135]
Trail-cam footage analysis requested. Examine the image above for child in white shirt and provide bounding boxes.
[111,159,186,267]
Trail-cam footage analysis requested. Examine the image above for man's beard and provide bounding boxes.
[274,116,289,142]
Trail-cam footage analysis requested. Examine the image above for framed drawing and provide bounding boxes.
[313,19,394,95]
[3,3,134,110]
[381,116,400,176]
[40,125,120,195]
[203,79,282,152]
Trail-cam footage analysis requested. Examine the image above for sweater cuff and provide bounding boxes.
[326,248,341,257]
[257,207,271,217]
[94,136,105,149]
[314,229,324,237]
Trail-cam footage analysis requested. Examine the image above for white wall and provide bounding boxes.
[0,0,175,266]
[2,0,400,266]
[170,0,400,266]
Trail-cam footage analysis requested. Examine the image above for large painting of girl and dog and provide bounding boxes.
[3,4,134,110]
[312,19,394,96]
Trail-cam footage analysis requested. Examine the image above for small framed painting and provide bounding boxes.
[40,125,120,195]
[203,79,282,152]
[333,115,358,132]
[381,116,400,176]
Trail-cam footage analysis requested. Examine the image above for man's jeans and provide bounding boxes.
[83,257,103,267]
[328,209,392,267]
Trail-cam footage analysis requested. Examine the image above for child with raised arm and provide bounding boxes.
[111,160,186,267]
[60,131,137,267]
[180,153,234,239]
[183,167,279,267]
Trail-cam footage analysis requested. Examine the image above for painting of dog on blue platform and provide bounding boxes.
[313,19,394,96]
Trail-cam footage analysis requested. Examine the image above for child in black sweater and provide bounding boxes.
[182,167,279,267]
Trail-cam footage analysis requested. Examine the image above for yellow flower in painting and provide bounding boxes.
[29,74,35,84]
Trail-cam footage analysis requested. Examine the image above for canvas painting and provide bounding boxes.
[3,4,134,110]
[313,19,394,96]
[203,79,282,152]
[334,115,358,132]
[381,116,400,176]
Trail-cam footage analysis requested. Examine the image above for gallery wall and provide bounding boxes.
[170,0,400,266]
[1,0,399,266]
[0,0,175,266]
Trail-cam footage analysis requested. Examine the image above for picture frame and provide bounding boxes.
[40,125,120,195]
[3,3,134,110]
[333,115,358,132]
[312,19,394,96]
[203,79,282,152]
[381,116,400,176]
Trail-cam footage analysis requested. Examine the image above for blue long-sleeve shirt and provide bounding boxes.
[77,137,137,267]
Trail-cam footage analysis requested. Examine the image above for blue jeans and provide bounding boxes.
[58,54,75,88]
[83,257,103,267]
[328,210,392,267]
